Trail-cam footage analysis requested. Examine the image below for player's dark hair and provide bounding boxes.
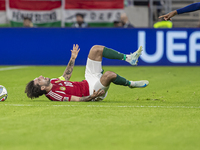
[76,13,84,18]
[25,80,47,99]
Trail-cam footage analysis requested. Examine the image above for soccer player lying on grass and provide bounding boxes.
[159,2,200,21]
[25,44,149,102]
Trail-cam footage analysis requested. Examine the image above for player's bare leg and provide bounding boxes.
[88,45,104,61]
[100,71,117,86]
[88,45,143,65]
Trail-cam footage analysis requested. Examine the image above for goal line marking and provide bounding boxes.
[3,104,200,109]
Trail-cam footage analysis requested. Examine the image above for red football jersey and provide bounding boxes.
[45,78,90,101]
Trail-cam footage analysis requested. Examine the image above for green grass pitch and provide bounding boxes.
[0,66,200,150]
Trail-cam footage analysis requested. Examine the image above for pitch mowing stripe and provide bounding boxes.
[2,104,200,109]
[0,66,28,71]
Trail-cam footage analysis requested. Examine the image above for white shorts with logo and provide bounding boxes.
[85,58,109,101]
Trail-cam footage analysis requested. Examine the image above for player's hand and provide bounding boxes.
[91,89,105,99]
[71,44,80,59]
[159,10,177,21]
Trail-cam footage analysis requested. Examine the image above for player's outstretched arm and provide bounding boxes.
[70,89,105,102]
[62,44,80,81]
[159,2,200,21]
[159,10,177,21]
[176,2,200,14]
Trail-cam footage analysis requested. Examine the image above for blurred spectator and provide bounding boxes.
[23,17,33,27]
[72,13,89,28]
[120,13,134,28]
[113,20,123,28]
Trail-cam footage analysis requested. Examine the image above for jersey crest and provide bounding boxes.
[64,82,73,87]
[60,86,66,91]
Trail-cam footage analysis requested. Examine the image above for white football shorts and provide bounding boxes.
[85,58,109,101]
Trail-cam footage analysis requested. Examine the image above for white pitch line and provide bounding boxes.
[0,66,28,71]
[2,104,200,109]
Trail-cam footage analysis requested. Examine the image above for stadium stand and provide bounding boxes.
[0,0,200,27]
[127,0,200,27]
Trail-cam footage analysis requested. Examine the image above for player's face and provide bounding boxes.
[23,19,32,27]
[34,75,50,87]
[76,16,83,23]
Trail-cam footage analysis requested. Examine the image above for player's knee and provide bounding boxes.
[103,71,117,81]
[88,45,104,61]
[90,45,103,54]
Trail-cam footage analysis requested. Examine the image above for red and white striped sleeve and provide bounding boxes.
[46,91,71,101]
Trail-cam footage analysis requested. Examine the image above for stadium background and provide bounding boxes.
[0,1,200,150]
[0,0,200,66]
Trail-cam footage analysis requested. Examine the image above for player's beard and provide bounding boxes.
[46,78,51,86]
[44,78,51,87]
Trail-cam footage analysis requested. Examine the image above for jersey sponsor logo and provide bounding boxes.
[64,82,73,87]
[63,97,69,101]
[58,83,63,86]
[60,86,66,91]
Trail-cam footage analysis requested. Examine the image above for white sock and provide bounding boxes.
[125,54,131,62]
[129,81,136,87]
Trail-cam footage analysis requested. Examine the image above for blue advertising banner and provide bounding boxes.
[0,28,199,66]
